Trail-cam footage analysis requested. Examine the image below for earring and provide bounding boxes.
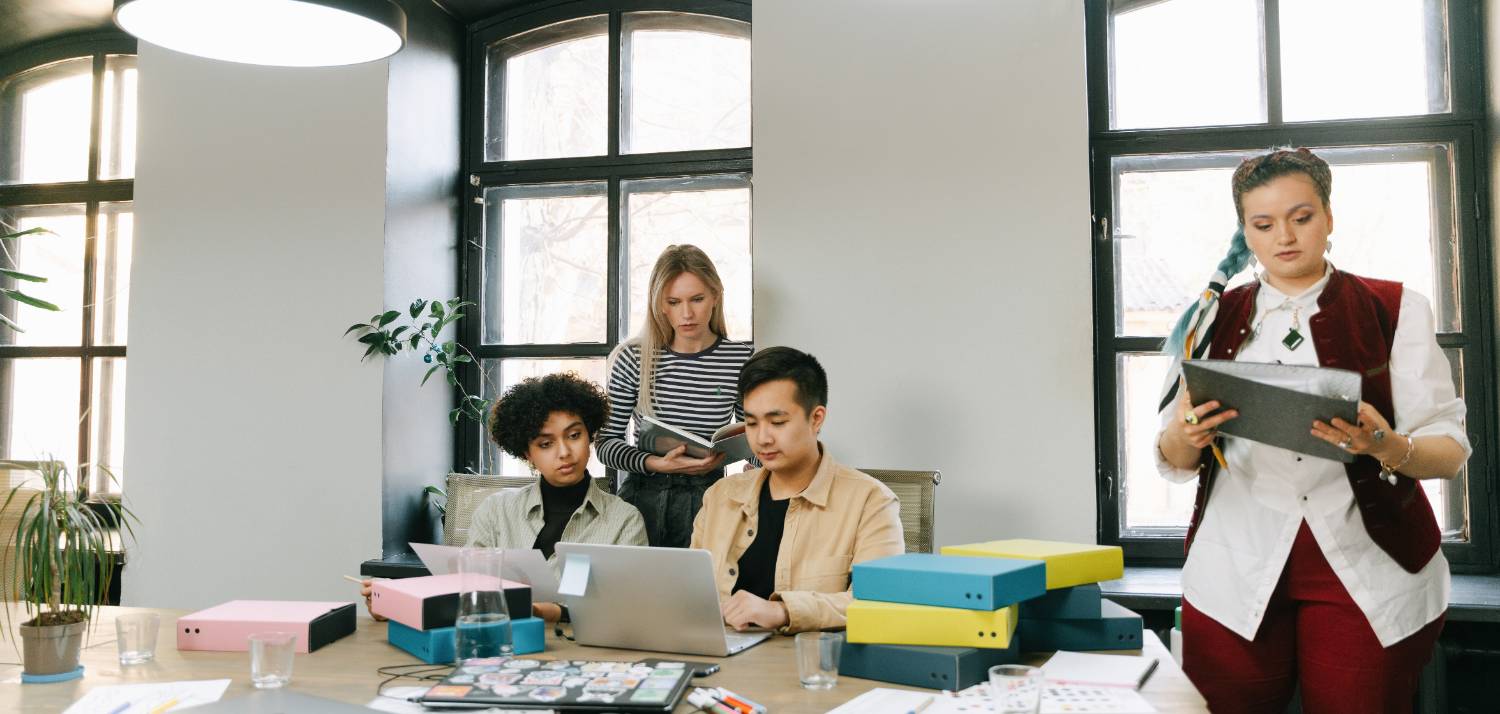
[1325,240,1333,253]
[527,462,541,478]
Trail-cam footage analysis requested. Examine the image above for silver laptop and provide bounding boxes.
[555,542,772,657]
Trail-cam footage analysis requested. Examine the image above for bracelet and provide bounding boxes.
[1379,432,1416,485]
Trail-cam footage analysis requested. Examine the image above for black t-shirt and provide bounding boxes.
[732,478,790,600]
[533,476,590,559]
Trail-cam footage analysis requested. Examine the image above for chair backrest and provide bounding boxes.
[0,461,54,601]
[442,472,612,547]
[861,468,941,554]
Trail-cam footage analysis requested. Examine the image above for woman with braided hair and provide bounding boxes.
[1154,148,1469,713]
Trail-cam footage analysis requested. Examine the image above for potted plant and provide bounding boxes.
[2,458,136,677]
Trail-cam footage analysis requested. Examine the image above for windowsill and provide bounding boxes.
[1100,566,1500,623]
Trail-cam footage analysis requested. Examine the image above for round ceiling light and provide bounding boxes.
[115,0,407,67]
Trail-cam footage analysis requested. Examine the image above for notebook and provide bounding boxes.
[1040,651,1159,689]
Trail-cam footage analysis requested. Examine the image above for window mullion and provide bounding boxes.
[78,199,99,493]
[1263,0,1283,126]
[608,11,622,159]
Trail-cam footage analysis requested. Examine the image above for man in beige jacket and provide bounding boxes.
[690,347,904,633]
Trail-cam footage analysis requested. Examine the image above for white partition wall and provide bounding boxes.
[751,0,1096,546]
[123,44,387,608]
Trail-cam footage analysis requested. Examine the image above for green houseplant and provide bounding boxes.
[1,226,63,332]
[2,459,136,676]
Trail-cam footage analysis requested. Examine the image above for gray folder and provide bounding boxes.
[1182,360,1362,463]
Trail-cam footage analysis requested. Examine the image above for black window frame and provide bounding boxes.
[456,0,752,475]
[0,31,137,496]
[1086,0,1498,571]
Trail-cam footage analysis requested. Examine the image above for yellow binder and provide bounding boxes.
[940,539,1124,590]
[846,600,1019,649]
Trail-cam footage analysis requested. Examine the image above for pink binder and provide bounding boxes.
[176,600,357,653]
[370,573,532,631]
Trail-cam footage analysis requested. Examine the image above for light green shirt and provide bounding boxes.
[465,478,647,572]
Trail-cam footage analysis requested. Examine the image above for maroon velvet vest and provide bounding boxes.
[1183,270,1441,574]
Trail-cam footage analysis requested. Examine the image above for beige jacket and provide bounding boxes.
[689,448,904,633]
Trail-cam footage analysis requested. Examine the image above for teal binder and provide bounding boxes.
[839,639,1020,690]
[1017,599,1142,652]
[387,616,545,664]
[1020,583,1102,619]
[851,553,1045,610]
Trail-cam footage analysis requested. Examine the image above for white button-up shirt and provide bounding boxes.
[1156,266,1470,647]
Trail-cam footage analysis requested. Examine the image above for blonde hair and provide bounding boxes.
[608,245,729,416]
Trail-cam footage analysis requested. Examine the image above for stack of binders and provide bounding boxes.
[841,553,1046,690]
[371,573,546,663]
[942,539,1142,652]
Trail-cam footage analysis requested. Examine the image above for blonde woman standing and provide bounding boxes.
[597,245,753,547]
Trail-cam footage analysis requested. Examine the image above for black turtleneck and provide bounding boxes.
[533,476,591,559]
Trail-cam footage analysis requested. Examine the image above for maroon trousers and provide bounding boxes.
[1182,523,1444,714]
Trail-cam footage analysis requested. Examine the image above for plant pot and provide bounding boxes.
[19,617,87,676]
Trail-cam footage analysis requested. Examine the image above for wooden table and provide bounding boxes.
[2,606,1207,712]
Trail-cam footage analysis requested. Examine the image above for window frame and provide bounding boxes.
[1085,0,1498,571]
[457,0,752,475]
[0,31,137,496]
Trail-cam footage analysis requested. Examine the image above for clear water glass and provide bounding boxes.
[249,632,295,688]
[115,612,159,665]
[989,664,1043,714]
[455,547,512,663]
[795,631,842,690]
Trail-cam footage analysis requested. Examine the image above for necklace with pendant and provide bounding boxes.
[1249,298,1306,351]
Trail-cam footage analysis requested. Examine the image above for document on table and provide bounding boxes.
[409,542,560,601]
[928,682,1157,714]
[63,679,231,714]
[366,686,548,713]
[825,687,936,714]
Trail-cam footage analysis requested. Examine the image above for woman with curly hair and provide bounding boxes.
[364,372,646,622]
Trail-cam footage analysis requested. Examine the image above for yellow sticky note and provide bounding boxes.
[846,600,1019,649]
[940,539,1123,589]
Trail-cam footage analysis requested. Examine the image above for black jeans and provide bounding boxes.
[618,470,723,548]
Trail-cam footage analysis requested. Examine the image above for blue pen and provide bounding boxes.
[105,703,131,714]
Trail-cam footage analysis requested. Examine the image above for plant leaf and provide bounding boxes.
[431,301,445,319]
[408,335,422,350]
[1,226,50,241]
[0,311,23,333]
[449,408,462,425]
[343,323,369,336]
[442,341,456,355]
[390,326,408,339]
[362,343,380,360]
[420,364,442,387]
[430,322,441,338]
[409,299,428,319]
[377,310,400,328]
[0,268,46,283]
[452,354,472,363]
[446,371,459,387]
[357,333,383,345]
[0,288,61,311]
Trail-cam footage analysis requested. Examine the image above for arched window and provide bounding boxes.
[460,2,752,477]
[0,35,137,494]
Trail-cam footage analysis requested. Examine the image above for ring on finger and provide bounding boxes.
[1373,429,1386,443]
[1184,412,1200,426]
[1339,438,1353,450]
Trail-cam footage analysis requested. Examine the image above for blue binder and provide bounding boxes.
[839,639,1020,690]
[387,616,545,664]
[1020,583,1102,619]
[1017,599,1142,652]
[851,553,1045,610]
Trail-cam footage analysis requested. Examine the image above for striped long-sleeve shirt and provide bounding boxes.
[596,338,755,474]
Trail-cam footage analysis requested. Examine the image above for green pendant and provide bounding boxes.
[1283,328,1305,351]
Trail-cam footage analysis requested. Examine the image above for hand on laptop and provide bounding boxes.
[721,590,788,631]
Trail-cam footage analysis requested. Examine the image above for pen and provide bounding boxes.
[687,690,737,714]
[714,686,765,714]
[105,703,130,714]
[708,690,751,714]
[148,697,180,714]
[910,694,936,714]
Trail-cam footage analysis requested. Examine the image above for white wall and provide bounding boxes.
[753,0,1096,546]
[123,43,387,609]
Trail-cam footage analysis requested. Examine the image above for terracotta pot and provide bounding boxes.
[19,618,86,676]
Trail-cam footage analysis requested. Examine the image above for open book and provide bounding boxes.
[637,415,754,464]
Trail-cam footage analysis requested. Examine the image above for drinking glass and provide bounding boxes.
[795,631,842,690]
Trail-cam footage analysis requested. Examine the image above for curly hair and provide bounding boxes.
[1231,147,1333,223]
[488,372,609,461]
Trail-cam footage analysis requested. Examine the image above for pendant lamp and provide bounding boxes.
[114,0,407,67]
